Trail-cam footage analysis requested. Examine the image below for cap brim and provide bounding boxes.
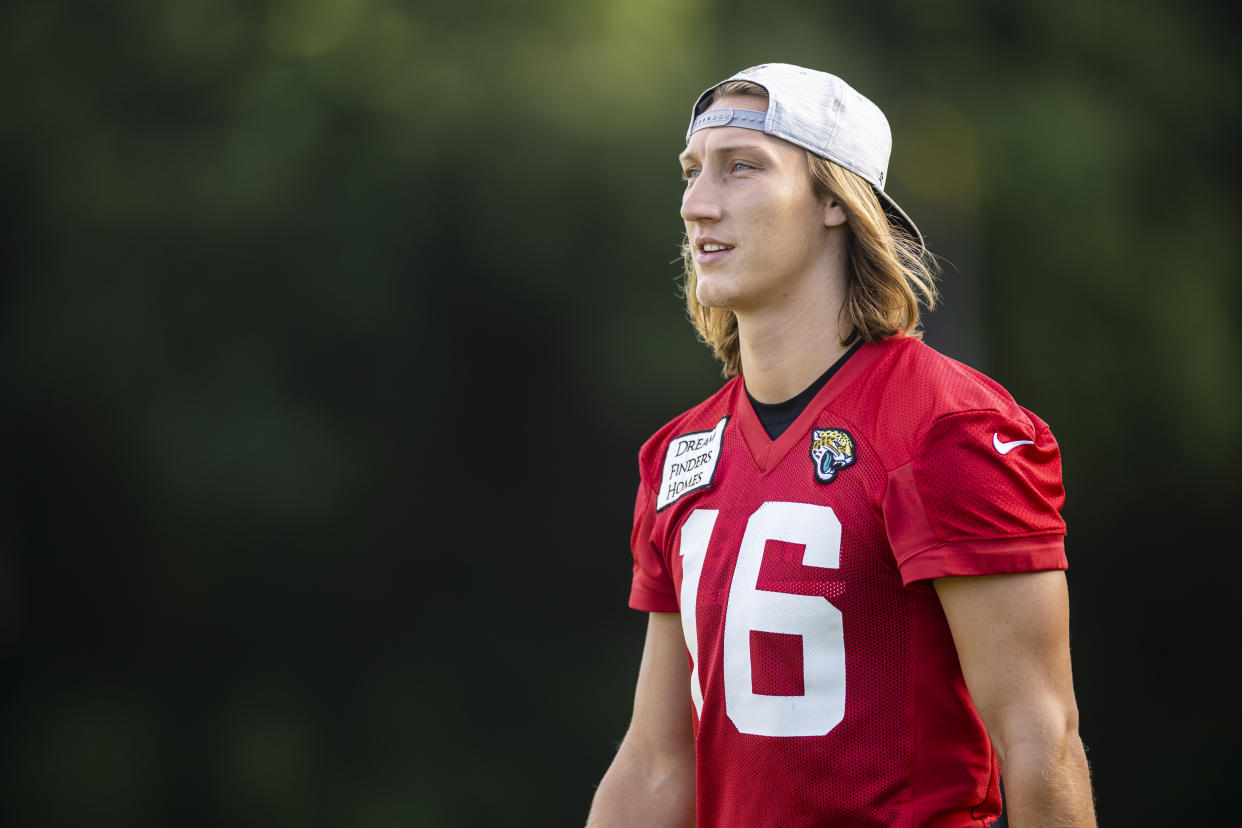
[877,190,924,253]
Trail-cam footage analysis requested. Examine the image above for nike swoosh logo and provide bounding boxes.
[993,433,1035,454]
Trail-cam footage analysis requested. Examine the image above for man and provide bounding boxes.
[586,64,1096,827]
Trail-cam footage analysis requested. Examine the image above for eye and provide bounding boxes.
[681,167,701,182]
[731,161,755,173]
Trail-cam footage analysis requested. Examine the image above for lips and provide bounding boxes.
[694,237,734,265]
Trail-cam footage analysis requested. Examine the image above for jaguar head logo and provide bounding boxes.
[810,428,856,484]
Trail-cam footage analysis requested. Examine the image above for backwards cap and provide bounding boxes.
[687,63,922,250]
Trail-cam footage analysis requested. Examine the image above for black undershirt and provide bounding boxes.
[746,340,865,439]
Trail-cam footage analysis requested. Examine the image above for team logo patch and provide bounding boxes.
[810,428,856,484]
[656,416,728,511]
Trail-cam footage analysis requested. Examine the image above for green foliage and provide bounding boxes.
[1,1,1236,824]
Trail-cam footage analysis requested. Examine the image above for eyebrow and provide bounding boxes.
[678,144,768,165]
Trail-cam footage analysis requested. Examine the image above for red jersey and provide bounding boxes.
[628,336,1068,827]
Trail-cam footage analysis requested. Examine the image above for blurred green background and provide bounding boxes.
[2,0,1238,825]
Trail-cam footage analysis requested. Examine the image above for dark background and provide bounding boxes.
[2,1,1238,825]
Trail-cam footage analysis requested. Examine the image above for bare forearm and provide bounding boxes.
[587,737,695,828]
[1001,731,1096,828]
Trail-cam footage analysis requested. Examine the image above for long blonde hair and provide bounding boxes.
[682,81,938,377]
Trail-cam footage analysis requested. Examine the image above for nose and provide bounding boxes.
[680,174,723,224]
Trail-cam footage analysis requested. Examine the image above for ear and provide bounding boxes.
[823,198,847,228]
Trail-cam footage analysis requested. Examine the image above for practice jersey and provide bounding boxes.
[629,336,1068,828]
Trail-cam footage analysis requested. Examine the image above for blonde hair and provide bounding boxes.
[682,81,939,377]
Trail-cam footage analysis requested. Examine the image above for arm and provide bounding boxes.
[935,571,1096,827]
[586,612,696,828]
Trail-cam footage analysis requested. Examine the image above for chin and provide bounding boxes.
[695,276,744,311]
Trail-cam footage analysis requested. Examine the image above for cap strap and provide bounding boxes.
[687,108,767,137]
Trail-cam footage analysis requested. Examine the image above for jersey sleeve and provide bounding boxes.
[628,477,680,612]
[883,407,1068,585]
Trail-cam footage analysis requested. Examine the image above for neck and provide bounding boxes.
[735,250,850,404]
[738,312,850,403]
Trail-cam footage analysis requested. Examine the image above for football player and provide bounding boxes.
[586,64,1096,827]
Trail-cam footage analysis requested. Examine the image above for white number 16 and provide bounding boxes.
[678,501,845,737]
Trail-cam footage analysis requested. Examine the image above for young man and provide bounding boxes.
[586,64,1096,827]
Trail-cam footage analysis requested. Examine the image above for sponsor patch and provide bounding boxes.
[810,428,856,484]
[657,416,729,511]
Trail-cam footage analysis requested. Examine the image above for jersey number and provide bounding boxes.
[678,501,845,737]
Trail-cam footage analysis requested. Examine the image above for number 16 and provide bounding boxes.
[678,501,846,738]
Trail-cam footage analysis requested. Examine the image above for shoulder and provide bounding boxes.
[868,339,1068,581]
[636,378,742,488]
[871,336,1021,409]
[852,336,1050,463]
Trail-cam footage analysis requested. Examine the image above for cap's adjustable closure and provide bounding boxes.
[688,108,768,137]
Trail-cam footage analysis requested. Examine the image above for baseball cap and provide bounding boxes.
[687,63,923,250]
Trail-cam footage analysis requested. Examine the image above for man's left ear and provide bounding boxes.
[823,198,847,228]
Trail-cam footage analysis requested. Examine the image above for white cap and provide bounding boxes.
[687,63,922,250]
